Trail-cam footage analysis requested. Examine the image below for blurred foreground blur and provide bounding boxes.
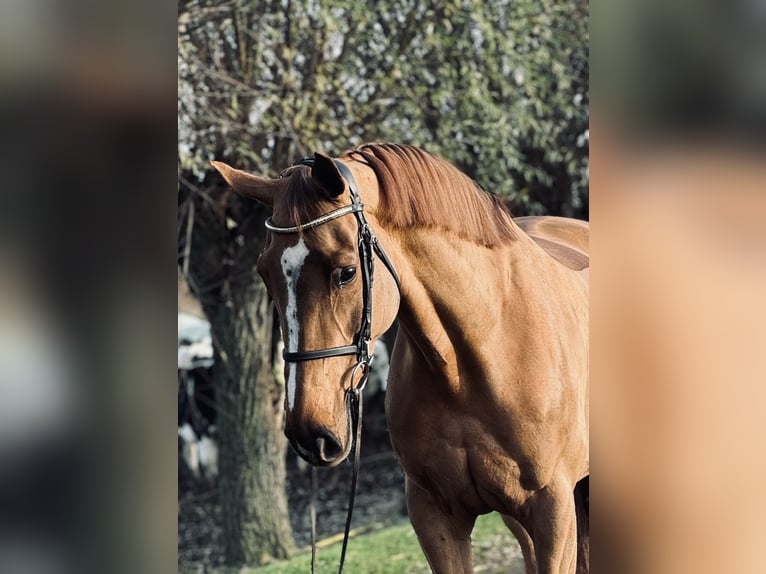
[592,0,766,570]
[1,0,176,573]
[592,137,766,573]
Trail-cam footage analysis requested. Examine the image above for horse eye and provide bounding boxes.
[336,266,357,286]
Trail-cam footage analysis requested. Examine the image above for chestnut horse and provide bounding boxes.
[212,143,589,574]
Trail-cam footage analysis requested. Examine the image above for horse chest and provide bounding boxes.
[386,291,585,515]
[387,390,536,515]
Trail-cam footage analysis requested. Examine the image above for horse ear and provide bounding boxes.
[210,161,281,206]
[311,152,345,197]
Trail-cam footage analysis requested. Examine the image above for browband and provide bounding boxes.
[265,204,364,234]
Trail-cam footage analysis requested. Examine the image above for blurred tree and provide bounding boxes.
[178,0,587,566]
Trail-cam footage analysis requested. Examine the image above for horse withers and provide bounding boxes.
[212,143,589,574]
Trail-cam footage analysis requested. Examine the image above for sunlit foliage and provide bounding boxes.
[179,0,588,215]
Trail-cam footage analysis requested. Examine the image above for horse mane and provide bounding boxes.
[283,143,517,246]
[345,143,517,247]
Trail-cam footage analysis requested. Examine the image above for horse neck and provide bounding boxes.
[390,224,548,381]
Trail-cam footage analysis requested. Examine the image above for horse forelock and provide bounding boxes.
[280,167,344,229]
[345,143,518,247]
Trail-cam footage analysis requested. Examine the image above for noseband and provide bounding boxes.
[266,157,401,386]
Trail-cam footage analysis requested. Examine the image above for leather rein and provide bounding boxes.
[266,157,400,574]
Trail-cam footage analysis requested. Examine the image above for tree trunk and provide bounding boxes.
[208,280,294,565]
[183,181,295,566]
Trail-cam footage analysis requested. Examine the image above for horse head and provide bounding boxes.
[211,153,400,467]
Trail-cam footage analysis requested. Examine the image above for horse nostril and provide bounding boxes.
[313,427,343,463]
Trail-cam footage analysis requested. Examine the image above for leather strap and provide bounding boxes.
[282,345,358,362]
[337,388,363,574]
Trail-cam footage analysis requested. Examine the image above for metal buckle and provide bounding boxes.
[350,350,375,393]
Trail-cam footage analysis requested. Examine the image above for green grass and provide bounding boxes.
[239,513,518,574]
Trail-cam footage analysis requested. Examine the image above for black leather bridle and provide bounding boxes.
[266,157,401,574]
[267,157,401,382]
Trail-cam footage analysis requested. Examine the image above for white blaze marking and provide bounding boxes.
[281,238,310,412]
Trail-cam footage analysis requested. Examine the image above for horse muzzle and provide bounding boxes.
[287,423,352,467]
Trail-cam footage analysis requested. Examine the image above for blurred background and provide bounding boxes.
[0,0,762,572]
